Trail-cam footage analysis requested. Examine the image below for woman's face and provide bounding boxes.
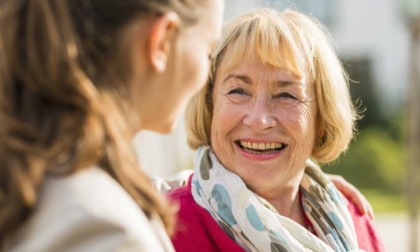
[137,1,224,133]
[211,59,318,196]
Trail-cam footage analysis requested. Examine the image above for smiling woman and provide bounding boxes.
[168,7,384,252]
[211,62,318,193]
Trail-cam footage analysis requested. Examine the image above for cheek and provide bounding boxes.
[183,50,210,92]
[211,106,227,145]
[291,106,318,152]
[300,106,317,135]
[211,102,243,171]
[211,98,242,145]
[278,105,317,146]
[196,59,210,89]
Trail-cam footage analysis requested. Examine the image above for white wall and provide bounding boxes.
[224,0,264,19]
[134,120,194,178]
[331,0,409,109]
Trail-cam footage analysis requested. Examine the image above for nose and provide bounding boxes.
[243,98,277,131]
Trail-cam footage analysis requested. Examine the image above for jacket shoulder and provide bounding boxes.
[6,167,173,252]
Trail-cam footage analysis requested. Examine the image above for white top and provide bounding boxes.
[4,166,175,252]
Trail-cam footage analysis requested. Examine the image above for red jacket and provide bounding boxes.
[167,176,384,252]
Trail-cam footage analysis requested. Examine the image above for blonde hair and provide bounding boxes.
[0,0,210,242]
[186,8,359,163]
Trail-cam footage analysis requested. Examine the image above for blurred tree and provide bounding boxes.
[323,57,406,196]
[323,124,405,194]
[343,58,388,130]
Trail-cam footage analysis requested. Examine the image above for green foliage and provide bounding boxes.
[330,55,409,213]
[362,189,406,213]
[323,126,406,194]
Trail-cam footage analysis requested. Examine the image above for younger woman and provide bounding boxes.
[0,0,224,250]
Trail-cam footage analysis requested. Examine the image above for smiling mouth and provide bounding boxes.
[236,140,287,154]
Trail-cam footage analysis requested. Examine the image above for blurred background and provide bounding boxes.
[134,0,420,251]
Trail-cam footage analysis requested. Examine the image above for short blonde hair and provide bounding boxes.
[186,8,359,163]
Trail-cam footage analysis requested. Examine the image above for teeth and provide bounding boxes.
[252,142,258,149]
[239,141,283,150]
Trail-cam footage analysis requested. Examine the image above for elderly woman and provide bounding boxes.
[168,8,383,252]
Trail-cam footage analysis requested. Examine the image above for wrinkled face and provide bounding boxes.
[210,59,318,195]
[144,0,224,133]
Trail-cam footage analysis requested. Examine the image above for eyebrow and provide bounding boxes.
[223,74,252,85]
[275,80,302,88]
[223,74,302,87]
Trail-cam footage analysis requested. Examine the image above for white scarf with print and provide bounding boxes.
[191,146,363,252]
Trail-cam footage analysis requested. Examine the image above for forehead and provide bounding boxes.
[216,37,309,86]
[218,60,303,83]
[214,57,315,96]
[215,47,310,91]
[209,10,324,87]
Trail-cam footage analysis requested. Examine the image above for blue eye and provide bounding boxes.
[228,88,248,95]
[275,92,297,100]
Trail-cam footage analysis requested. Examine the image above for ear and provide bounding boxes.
[148,12,180,73]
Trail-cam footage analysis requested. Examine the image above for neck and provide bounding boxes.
[264,187,305,221]
[253,172,306,227]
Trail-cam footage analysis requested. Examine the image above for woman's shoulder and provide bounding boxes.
[166,175,211,224]
[166,175,244,252]
[345,196,385,252]
[38,166,143,220]
[166,182,192,201]
[166,172,200,205]
[6,166,173,252]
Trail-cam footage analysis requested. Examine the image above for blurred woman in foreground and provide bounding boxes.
[0,0,223,251]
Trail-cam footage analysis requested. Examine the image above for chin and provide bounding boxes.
[156,126,175,135]
[153,120,177,135]
[142,111,180,134]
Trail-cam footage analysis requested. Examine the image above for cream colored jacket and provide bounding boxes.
[4,167,174,252]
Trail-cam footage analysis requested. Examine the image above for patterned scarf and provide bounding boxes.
[191,146,364,252]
